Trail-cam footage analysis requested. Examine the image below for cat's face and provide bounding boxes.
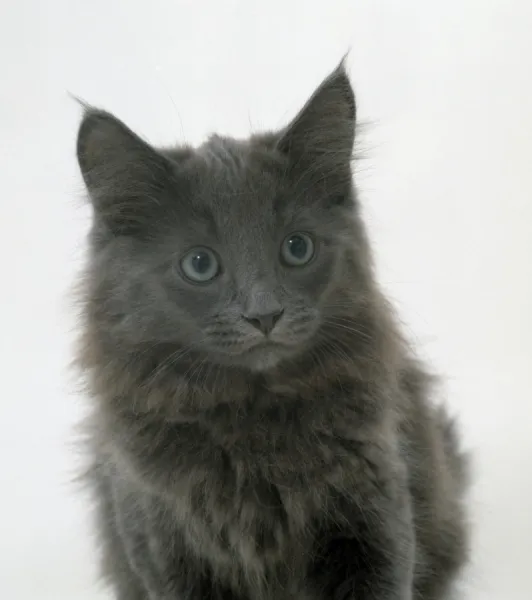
[78,63,363,372]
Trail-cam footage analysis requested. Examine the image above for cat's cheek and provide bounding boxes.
[281,270,333,316]
[161,281,230,336]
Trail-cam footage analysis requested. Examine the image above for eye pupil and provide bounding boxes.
[191,252,211,274]
[287,236,307,259]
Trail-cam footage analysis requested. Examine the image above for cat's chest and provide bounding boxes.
[173,402,361,585]
[199,398,358,489]
[176,441,319,594]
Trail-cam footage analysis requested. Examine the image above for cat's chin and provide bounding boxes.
[209,341,298,372]
[243,345,290,372]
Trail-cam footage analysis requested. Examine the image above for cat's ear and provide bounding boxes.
[277,60,355,180]
[76,108,173,235]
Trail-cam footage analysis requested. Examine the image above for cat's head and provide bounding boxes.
[77,62,373,372]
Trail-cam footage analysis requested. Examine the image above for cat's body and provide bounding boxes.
[76,64,469,600]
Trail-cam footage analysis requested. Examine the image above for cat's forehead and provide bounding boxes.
[189,135,288,230]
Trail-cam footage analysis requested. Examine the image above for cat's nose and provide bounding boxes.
[243,308,284,336]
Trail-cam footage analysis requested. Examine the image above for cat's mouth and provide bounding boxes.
[233,339,289,357]
[206,337,299,371]
[241,341,293,371]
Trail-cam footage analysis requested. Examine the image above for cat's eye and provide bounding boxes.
[280,233,315,267]
[180,247,220,283]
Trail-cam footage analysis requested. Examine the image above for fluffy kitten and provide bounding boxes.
[76,62,469,600]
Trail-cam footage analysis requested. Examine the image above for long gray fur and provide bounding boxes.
[75,62,469,600]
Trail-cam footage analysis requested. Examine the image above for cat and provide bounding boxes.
[75,61,469,600]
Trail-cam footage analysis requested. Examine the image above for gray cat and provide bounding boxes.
[75,62,469,600]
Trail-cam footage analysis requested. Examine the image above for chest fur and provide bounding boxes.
[168,402,377,588]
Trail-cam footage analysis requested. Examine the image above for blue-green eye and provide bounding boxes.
[281,233,315,267]
[180,247,220,283]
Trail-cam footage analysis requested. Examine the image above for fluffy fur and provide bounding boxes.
[75,62,469,600]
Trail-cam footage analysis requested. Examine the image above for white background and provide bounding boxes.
[1,1,531,598]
